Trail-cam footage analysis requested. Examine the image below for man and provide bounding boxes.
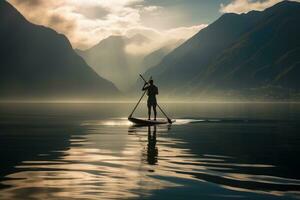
[142,79,159,120]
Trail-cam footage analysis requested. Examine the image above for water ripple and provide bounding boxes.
[1,122,300,200]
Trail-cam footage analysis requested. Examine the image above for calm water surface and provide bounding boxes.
[0,103,300,200]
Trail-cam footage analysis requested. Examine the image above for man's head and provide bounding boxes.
[149,80,154,85]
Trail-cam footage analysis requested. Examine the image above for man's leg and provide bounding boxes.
[148,105,151,120]
[153,105,157,120]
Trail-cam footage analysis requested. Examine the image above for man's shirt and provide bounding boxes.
[144,85,158,97]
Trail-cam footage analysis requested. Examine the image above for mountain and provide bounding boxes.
[143,1,300,99]
[128,34,151,44]
[0,1,119,100]
[77,35,150,91]
[77,35,182,91]
[141,40,184,73]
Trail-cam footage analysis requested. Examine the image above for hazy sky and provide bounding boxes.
[8,0,297,49]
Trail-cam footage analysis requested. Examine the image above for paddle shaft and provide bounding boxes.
[128,76,152,118]
[157,104,172,123]
[139,74,172,123]
[128,90,147,118]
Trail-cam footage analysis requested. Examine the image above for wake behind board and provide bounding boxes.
[128,117,174,125]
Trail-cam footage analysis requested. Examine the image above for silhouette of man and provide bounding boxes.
[142,79,158,120]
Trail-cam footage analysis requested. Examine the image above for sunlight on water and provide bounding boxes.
[81,119,133,126]
[81,118,208,127]
[173,119,206,125]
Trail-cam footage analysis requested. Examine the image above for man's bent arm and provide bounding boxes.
[142,84,149,91]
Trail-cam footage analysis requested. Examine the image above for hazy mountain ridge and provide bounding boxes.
[143,1,300,99]
[77,35,142,91]
[77,35,181,91]
[0,1,119,100]
[141,40,184,73]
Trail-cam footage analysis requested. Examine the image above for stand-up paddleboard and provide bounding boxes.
[128,74,174,125]
[128,117,174,125]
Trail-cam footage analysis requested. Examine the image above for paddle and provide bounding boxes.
[128,76,152,118]
[139,74,173,124]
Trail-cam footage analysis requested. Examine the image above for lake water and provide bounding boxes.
[0,102,300,200]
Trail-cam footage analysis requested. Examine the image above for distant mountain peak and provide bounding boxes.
[106,35,125,40]
[86,35,127,53]
[128,34,151,44]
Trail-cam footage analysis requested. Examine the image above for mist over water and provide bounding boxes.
[0,103,300,200]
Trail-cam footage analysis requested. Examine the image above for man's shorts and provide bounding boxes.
[147,97,157,107]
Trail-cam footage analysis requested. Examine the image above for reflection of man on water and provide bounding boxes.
[142,80,158,121]
[147,126,158,165]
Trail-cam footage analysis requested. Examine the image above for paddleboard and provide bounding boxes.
[128,117,174,125]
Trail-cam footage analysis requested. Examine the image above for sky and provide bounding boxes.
[7,0,297,50]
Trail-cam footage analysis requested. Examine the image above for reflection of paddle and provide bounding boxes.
[139,74,173,124]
